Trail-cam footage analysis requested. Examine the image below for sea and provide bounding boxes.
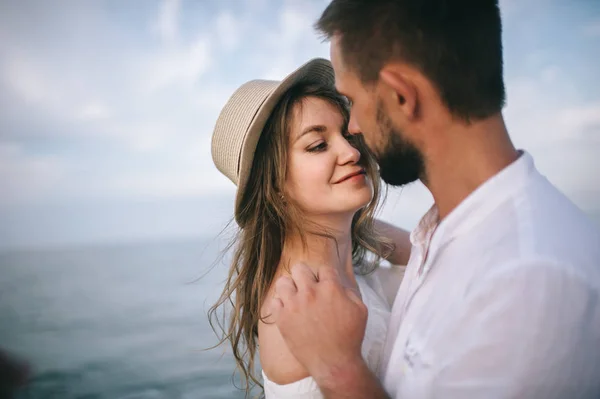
[2,213,599,398]
[0,238,253,399]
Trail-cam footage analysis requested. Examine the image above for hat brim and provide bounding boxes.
[234,58,335,224]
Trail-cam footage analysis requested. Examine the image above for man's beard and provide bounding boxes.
[375,101,425,187]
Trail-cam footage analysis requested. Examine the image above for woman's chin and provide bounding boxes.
[342,197,373,216]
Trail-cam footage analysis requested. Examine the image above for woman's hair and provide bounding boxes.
[208,80,392,397]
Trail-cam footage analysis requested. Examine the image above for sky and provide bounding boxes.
[0,0,599,250]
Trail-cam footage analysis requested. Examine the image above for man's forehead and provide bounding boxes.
[333,71,347,95]
[329,35,345,70]
[329,37,349,92]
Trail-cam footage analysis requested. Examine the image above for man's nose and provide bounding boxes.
[348,112,361,135]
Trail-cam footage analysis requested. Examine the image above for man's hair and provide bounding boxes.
[315,0,506,122]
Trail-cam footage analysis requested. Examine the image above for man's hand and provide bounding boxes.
[268,263,366,380]
[268,262,392,399]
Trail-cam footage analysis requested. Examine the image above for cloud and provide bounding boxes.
[582,19,600,37]
[504,65,600,213]
[1,52,117,138]
[0,0,221,159]
[135,1,222,93]
[99,133,234,200]
[0,141,66,205]
[0,0,326,151]
[108,168,233,200]
[254,2,329,81]
[3,56,56,105]
[1,53,82,126]
[214,11,240,52]
[0,0,598,249]
[557,103,600,140]
[155,0,181,43]
[505,65,588,142]
[77,102,112,121]
[136,36,213,94]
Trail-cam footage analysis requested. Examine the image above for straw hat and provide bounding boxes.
[211,58,335,224]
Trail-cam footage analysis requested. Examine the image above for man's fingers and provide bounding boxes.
[345,287,364,307]
[316,266,342,284]
[290,262,318,289]
[268,296,284,322]
[274,275,297,299]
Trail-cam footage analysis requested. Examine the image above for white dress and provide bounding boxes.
[262,265,405,399]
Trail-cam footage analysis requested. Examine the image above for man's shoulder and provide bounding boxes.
[475,171,600,263]
[452,174,600,294]
[487,255,598,287]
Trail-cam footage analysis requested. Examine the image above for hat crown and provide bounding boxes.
[211,79,280,185]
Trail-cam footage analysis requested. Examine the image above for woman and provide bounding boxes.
[209,58,409,398]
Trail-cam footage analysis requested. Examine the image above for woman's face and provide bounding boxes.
[285,96,373,218]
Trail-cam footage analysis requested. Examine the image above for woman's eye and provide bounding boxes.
[307,142,327,152]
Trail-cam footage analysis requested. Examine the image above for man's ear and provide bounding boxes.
[379,66,418,121]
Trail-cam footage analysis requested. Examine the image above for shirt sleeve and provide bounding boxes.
[429,259,600,399]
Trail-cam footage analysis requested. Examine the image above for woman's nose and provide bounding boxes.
[338,137,361,165]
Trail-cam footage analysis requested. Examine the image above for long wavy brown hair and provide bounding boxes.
[208,80,392,397]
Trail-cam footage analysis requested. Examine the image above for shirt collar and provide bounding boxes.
[410,205,439,247]
[410,150,537,250]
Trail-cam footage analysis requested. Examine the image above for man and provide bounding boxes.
[268,1,600,398]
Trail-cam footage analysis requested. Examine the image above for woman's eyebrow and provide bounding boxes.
[295,124,327,142]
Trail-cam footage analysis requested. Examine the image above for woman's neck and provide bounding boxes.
[280,229,355,281]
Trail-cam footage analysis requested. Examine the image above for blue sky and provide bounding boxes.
[0,0,599,250]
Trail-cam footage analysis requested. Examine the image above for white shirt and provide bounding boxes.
[380,151,600,398]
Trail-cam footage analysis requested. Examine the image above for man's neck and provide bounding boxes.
[423,113,519,220]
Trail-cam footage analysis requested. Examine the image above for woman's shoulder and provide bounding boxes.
[258,285,310,387]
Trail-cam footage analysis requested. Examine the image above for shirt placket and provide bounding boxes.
[383,231,437,383]
[381,209,441,382]
[402,225,439,316]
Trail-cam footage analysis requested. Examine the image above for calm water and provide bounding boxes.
[0,239,250,398]
[2,214,598,398]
